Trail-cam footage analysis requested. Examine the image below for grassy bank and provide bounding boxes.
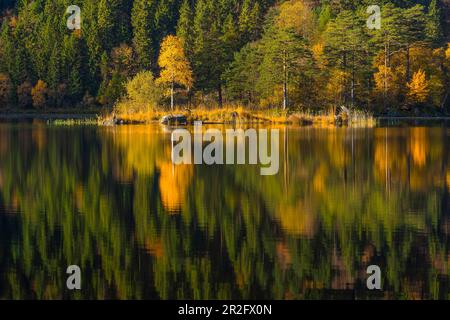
[0,106,376,127]
[107,107,377,127]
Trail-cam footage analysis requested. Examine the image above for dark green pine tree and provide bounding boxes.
[193,0,228,106]
[238,0,252,44]
[97,0,115,51]
[177,0,194,57]
[83,0,103,94]
[97,51,110,102]
[0,22,14,77]
[398,5,427,81]
[13,45,31,86]
[224,41,262,104]
[238,0,264,46]
[248,1,263,41]
[62,35,84,102]
[193,0,211,90]
[47,43,61,91]
[221,13,240,68]
[258,25,311,110]
[131,0,155,70]
[153,0,182,46]
[33,19,54,81]
[426,0,444,46]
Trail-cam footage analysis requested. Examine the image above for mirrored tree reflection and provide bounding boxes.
[0,123,448,299]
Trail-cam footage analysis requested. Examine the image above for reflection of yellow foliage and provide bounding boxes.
[361,244,375,264]
[373,129,408,184]
[105,126,164,180]
[144,238,164,258]
[325,130,347,169]
[313,164,327,193]
[75,184,84,211]
[10,191,20,212]
[409,128,428,167]
[373,128,437,192]
[276,242,292,270]
[104,126,193,213]
[275,202,316,238]
[158,161,193,213]
[31,120,47,150]
[447,169,450,190]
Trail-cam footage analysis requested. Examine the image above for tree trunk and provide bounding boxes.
[351,51,355,107]
[171,81,174,111]
[384,38,388,110]
[283,49,288,110]
[406,45,411,83]
[342,51,347,105]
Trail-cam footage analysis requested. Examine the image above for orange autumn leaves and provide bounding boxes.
[105,126,193,213]
[373,45,450,106]
[157,161,193,213]
[157,35,193,90]
[373,127,446,192]
[407,69,429,104]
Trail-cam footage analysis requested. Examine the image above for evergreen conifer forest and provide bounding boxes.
[0,0,449,116]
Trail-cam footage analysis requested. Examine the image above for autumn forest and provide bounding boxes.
[0,0,449,116]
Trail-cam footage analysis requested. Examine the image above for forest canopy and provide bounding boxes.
[0,0,449,114]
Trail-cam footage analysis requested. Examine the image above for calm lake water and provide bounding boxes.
[0,120,448,300]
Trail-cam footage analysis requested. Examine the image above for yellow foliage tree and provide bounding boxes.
[374,65,394,94]
[156,35,193,110]
[31,80,48,109]
[124,71,162,111]
[325,69,349,107]
[373,63,406,99]
[276,0,315,39]
[311,43,325,68]
[446,43,450,61]
[407,69,429,104]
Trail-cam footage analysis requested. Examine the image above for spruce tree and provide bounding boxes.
[177,0,194,57]
[131,0,155,70]
[426,0,444,46]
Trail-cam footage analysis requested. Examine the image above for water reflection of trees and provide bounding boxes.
[0,124,448,299]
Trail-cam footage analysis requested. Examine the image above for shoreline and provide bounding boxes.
[0,111,449,126]
[0,113,99,120]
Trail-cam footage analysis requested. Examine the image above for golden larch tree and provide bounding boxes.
[31,80,48,109]
[407,69,429,104]
[157,35,193,110]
